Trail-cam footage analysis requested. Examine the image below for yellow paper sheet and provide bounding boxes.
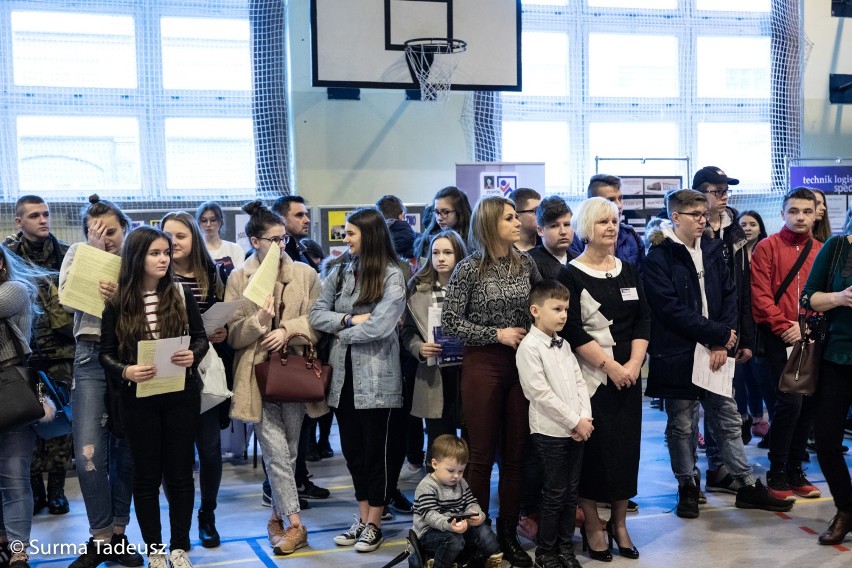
[243,249,280,307]
[59,244,122,318]
[135,336,189,398]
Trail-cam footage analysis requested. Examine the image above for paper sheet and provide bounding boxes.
[201,301,241,335]
[427,306,464,367]
[59,244,121,317]
[242,250,280,307]
[135,336,189,398]
[691,344,735,398]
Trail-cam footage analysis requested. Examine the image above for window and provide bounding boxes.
[500,4,772,196]
[1,2,253,202]
[11,11,137,88]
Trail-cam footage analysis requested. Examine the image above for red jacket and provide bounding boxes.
[750,226,822,337]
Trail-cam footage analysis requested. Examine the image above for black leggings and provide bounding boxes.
[334,351,392,507]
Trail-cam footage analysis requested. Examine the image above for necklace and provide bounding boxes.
[581,253,615,278]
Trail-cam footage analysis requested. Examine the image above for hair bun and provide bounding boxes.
[242,199,266,216]
[89,194,101,204]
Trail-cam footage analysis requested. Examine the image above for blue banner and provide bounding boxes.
[789,165,852,194]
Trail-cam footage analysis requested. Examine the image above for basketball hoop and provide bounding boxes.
[403,38,467,103]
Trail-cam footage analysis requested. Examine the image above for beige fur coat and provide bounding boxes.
[225,252,322,423]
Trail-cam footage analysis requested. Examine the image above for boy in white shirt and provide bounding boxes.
[516,280,592,568]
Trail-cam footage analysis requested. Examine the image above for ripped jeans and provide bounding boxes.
[72,340,134,536]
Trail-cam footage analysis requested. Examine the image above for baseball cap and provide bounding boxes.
[692,166,740,189]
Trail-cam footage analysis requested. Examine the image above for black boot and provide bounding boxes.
[497,516,533,567]
[31,475,47,515]
[47,470,70,515]
[198,510,221,548]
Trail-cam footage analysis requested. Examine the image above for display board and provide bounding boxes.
[618,176,682,236]
[455,162,546,205]
[316,204,427,261]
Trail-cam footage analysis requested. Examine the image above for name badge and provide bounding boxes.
[620,287,639,301]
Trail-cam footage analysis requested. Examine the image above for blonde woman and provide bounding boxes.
[442,196,541,567]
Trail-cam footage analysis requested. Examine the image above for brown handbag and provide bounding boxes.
[778,314,822,396]
[255,333,332,403]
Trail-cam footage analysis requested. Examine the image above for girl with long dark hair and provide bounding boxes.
[310,207,407,554]
[99,227,208,568]
[413,186,473,263]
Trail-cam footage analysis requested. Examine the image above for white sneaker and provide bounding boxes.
[334,515,365,546]
[148,553,168,568]
[398,461,425,482]
[354,522,384,552]
[169,549,193,568]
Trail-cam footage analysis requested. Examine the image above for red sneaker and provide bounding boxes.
[766,470,796,501]
[787,467,821,498]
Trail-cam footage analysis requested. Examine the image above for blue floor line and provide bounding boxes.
[247,538,279,568]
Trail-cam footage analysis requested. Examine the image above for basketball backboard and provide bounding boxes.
[310,0,521,91]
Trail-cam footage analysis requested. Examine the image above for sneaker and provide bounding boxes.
[787,466,821,498]
[757,435,770,449]
[382,505,394,520]
[649,398,662,409]
[69,537,111,568]
[299,497,311,510]
[706,465,744,495]
[268,518,286,548]
[741,415,753,445]
[388,489,414,514]
[261,480,272,507]
[676,483,700,519]
[697,432,706,453]
[751,418,770,438]
[111,533,144,567]
[8,553,29,568]
[399,461,426,483]
[318,442,335,459]
[736,479,794,512]
[272,523,308,555]
[766,470,796,501]
[168,549,193,568]
[305,444,321,462]
[334,516,365,546]
[147,553,168,568]
[534,552,561,568]
[297,480,330,499]
[354,523,384,552]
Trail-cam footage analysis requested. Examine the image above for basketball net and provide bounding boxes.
[404,38,466,104]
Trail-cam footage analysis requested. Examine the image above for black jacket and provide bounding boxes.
[643,226,738,400]
[527,244,575,281]
[99,285,209,391]
[713,207,754,351]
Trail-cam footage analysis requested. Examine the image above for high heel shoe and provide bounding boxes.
[605,521,639,560]
[579,526,613,562]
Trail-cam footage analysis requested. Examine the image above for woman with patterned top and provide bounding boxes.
[442,196,541,568]
[99,226,209,568]
[161,211,233,549]
[557,197,650,561]
[401,230,468,467]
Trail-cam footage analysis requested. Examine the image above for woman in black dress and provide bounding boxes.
[557,197,650,561]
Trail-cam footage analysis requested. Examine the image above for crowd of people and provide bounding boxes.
[1,166,852,568]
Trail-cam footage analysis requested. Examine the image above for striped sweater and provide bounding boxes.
[412,473,482,537]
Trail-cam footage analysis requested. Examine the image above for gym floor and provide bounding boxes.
[28,399,852,568]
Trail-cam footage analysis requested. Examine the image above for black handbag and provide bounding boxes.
[0,320,47,434]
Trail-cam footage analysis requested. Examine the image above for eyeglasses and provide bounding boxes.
[517,208,538,215]
[434,209,456,219]
[199,217,220,225]
[258,235,290,244]
[706,188,729,198]
[677,210,710,222]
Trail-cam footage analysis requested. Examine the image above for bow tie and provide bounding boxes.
[550,337,564,349]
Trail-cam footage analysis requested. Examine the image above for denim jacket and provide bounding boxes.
[309,260,406,409]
